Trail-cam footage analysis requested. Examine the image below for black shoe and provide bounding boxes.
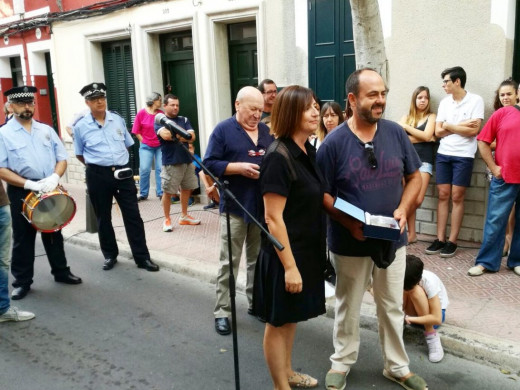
[247,308,266,323]
[103,257,117,271]
[137,259,159,272]
[215,317,231,335]
[11,286,30,300]
[425,239,446,255]
[54,272,82,285]
[440,241,458,258]
[203,201,219,210]
[103,257,118,270]
[137,195,148,201]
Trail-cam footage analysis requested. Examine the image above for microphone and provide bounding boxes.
[155,113,192,140]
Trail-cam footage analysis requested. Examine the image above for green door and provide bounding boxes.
[102,39,139,171]
[161,31,200,154]
[228,21,258,112]
[308,0,355,106]
[228,42,258,106]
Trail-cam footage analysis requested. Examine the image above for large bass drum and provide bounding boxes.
[22,185,77,232]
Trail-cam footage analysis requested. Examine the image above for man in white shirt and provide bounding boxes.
[425,66,484,258]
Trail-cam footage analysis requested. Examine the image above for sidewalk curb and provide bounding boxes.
[65,233,520,372]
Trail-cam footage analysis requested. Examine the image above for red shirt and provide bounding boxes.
[477,105,520,183]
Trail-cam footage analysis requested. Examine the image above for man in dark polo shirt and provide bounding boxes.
[203,86,274,335]
[156,94,199,232]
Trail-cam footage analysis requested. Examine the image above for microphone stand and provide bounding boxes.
[174,138,283,390]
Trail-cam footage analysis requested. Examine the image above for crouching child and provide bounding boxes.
[403,255,449,363]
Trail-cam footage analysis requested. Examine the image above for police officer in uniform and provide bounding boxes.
[0,86,82,300]
[73,82,158,272]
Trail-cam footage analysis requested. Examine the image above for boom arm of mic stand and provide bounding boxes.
[190,153,284,252]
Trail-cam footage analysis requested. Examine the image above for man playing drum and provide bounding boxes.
[0,86,82,301]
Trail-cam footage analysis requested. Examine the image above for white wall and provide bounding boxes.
[383,0,516,241]
[51,0,306,185]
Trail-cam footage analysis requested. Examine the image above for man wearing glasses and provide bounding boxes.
[74,83,158,273]
[258,79,277,120]
[317,69,426,390]
[0,86,82,300]
[425,66,484,258]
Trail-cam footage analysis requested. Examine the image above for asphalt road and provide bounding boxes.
[1,242,518,390]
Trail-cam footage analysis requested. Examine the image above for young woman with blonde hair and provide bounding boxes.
[398,86,436,244]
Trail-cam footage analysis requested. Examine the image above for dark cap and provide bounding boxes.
[79,82,107,100]
[5,86,38,103]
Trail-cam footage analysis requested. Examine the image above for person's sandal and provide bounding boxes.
[288,372,318,388]
[383,369,428,390]
[325,371,346,390]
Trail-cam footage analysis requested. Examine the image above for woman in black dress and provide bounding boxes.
[253,86,326,389]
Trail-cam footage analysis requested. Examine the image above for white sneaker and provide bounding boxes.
[179,214,201,226]
[468,265,486,276]
[0,307,35,322]
[425,332,444,363]
[162,219,173,232]
[513,266,520,276]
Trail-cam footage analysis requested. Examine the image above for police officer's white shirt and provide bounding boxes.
[73,111,134,166]
[0,118,68,180]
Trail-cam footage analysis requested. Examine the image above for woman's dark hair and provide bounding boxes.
[317,101,343,141]
[493,78,519,111]
[404,255,424,291]
[271,85,315,139]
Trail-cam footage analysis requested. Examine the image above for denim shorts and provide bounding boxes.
[419,162,433,175]
[435,153,474,187]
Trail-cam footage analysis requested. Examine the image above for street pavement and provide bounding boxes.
[54,182,520,372]
[2,242,519,390]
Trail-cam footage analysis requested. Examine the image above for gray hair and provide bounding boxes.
[145,92,162,107]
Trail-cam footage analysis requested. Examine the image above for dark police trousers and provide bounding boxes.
[7,185,70,288]
[85,164,150,263]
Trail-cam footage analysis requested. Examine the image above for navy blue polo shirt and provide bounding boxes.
[316,119,421,256]
[155,115,193,165]
[203,116,274,223]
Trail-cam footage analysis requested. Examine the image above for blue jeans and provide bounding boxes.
[138,143,162,197]
[0,205,12,315]
[475,178,520,271]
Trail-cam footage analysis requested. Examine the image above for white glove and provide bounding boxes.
[24,179,44,192]
[38,173,60,193]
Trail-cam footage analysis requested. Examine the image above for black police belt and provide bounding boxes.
[87,164,133,180]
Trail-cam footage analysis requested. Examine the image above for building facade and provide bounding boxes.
[0,0,518,242]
